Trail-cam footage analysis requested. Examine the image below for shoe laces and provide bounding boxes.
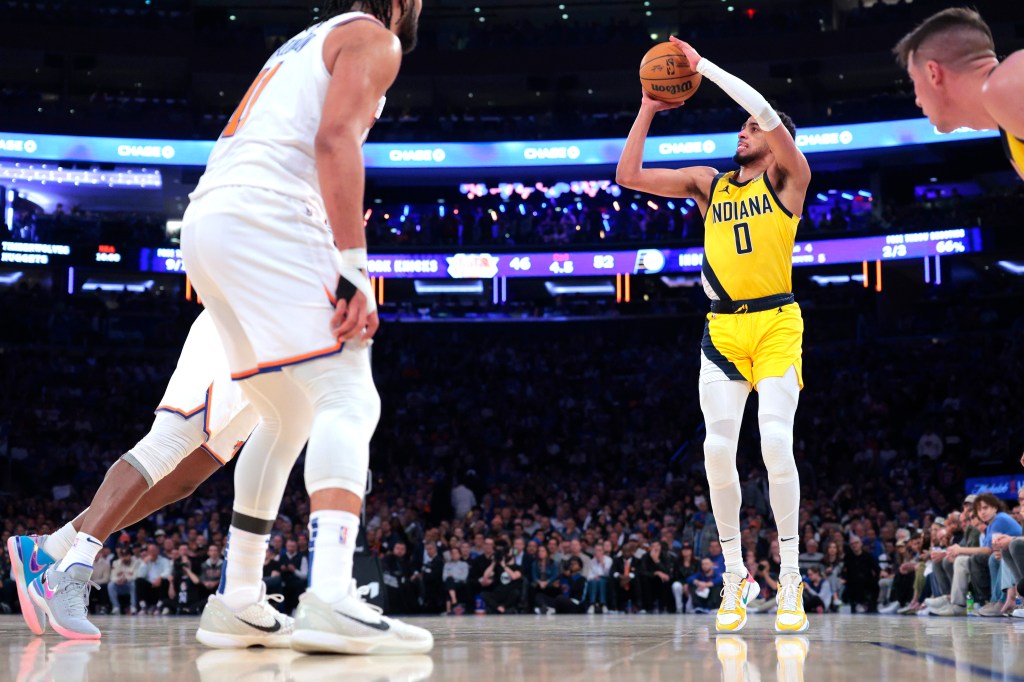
[54,575,99,619]
[347,580,384,618]
[720,575,743,612]
[779,582,800,612]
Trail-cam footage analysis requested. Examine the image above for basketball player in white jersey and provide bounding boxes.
[180,0,432,654]
[13,311,261,640]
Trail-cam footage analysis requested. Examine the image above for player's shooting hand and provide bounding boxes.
[641,91,683,113]
[668,37,702,71]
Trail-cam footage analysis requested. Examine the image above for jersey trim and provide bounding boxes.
[762,171,795,219]
[230,340,346,381]
[701,322,745,381]
[727,172,755,188]
[155,403,206,419]
[200,443,227,466]
[702,259,732,303]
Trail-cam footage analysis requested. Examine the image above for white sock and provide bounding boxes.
[43,521,80,560]
[720,537,745,578]
[309,510,360,604]
[56,532,103,573]
[779,534,800,577]
[219,527,269,610]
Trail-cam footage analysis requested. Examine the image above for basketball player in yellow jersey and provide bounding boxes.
[895,8,1024,181]
[617,37,811,634]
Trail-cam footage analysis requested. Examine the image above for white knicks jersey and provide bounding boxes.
[191,11,385,206]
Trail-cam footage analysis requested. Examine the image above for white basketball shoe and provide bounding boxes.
[291,580,434,655]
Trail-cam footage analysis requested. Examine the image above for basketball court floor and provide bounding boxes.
[2,613,1022,681]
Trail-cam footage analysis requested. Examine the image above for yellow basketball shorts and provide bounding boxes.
[699,302,804,389]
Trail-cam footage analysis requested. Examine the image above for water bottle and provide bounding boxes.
[475,595,486,615]
[966,591,974,613]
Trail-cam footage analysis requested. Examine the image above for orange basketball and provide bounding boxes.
[639,42,701,104]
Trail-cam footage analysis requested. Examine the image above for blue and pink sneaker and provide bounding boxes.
[7,535,56,634]
[29,565,101,640]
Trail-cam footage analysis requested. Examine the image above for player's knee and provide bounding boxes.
[760,422,795,480]
[123,415,205,487]
[704,431,739,488]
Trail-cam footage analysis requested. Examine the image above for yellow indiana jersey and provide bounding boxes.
[1000,128,1024,181]
[702,170,800,302]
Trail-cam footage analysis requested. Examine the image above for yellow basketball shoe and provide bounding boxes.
[715,636,750,681]
[716,572,759,632]
[775,573,809,633]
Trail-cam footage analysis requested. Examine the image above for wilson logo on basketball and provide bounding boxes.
[651,81,694,95]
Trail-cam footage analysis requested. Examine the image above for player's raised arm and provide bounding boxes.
[615,94,718,215]
[983,50,1024,139]
[671,37,810,192]
[316,21,402,253]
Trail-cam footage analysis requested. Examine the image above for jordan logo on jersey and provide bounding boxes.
[711,194,775,224]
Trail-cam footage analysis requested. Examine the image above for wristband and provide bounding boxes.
[339,247,368,269]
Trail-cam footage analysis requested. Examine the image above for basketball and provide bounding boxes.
[639,42,701,103]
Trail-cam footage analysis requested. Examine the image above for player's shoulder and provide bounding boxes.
[323,13,400,52]
[982,51,1024,100]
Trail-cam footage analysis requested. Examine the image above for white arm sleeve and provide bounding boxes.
[695,58,781,132]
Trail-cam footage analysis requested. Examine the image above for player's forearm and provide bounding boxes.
[316,134,368,252]
[616,107,657,186]
[695,59,780,132]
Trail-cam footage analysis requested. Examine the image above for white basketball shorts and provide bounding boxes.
[157,310,258,463]
[179,185,346,380]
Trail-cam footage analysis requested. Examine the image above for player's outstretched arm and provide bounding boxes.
[616,94,717,213]
[671,37,810,194]
[982,50,1024,139]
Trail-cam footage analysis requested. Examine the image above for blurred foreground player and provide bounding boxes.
[180,0,432,653]
[10,312,262,639]
[618,37,811,633]
[895,7,1024,181]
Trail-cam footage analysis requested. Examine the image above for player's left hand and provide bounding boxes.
[669,37,702,70]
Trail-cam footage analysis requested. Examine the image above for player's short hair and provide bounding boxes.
[319,1,409,28]
[776,110,797,139]
[893,7,995,70]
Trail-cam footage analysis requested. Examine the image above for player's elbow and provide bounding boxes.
[314,127,361,160]
[615,168,638,189]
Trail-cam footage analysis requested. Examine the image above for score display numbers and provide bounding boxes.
[364,227,981,279]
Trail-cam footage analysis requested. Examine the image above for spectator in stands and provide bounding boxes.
[443,546,470,615]
[803,565,832,614]
[451,479,477,520]
[136,542,172,614]
[640,541,677,614]
[171,543,203,615]
[799,538,824,572]
[382,541,419,615]
[278,538,308,613]
[109,543,142,614]
[840,536,879,613]
[971,494,1022,617]
[611,541,642,613]
[90,547,112,614]
[418,540,445,613]
[584,542,612,613]
[687,557,722,614]
[480,541,524,614]
[199,544,224,602]
[1,545,17,614]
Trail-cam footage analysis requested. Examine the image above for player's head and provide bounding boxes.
[733,111,796,167]
[321,1,421,54]
[894,8,996,132]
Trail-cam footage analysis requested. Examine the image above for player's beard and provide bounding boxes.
[396,2,419,53]
[732,146,765,167]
